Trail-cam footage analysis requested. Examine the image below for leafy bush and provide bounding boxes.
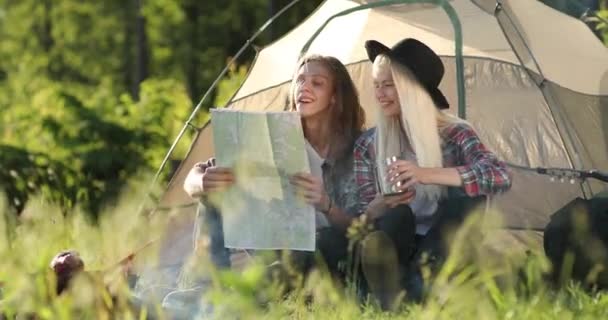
[1,77,195,218]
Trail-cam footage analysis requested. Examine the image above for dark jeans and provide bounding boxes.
[305,205,416,282]
[374,204,417,266]
[413,196,486,267]
[367,197,484,268]
[362,196,484,301]
[544,197,608,287]
[202,196,482,287]
[199,203,354,276]
[286,227,350,279]
[198,204,231,269]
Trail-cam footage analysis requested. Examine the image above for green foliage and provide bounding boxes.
[0,145,79,214]
[594,9,608,46]
[1,196,608,318]
[0,0,321,216]
[0,191,172,318]
[1,78,193,217]
[214,63,250,109]
[114,78,196,166]
[199,211,608,320]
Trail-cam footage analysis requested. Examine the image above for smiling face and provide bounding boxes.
[293,61,335,119]
[373,56,401,117]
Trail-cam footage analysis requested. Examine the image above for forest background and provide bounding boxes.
[0,0,324,219]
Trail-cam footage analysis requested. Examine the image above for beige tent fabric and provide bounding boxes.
[470,0,497,13]
[499,0,608,96]
[235,0,519,101]
[235,0,607,102]
[234,0,358,101]
[544,83,608,195]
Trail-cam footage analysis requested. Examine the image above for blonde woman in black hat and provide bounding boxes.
[353,38,512,308]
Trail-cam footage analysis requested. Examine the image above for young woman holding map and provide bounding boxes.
[184,55,366,280]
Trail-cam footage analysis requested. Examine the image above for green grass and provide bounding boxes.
[1,191,608,319]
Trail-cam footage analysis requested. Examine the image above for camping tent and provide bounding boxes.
[153,0,608,265]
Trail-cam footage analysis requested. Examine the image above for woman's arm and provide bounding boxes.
[291,173,353,230]
[450,124,512,196]
[389,124,511,196]
[419,167,462,186]
[319,194,354,230]
[390,162,462,191]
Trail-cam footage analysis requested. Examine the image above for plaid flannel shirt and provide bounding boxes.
[353,123,512,214]
[322,152,363,219]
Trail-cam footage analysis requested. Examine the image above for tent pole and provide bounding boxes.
[140,0,303,212]
[299,0,467,119]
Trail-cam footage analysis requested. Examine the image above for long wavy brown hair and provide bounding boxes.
[288,54,366,161]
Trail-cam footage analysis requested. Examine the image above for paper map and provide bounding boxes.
[211,109,315,251]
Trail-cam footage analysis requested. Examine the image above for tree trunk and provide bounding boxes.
[133,0,149,99]
[268,0,275,40]
[185,2,199,102]
[42,0,54,53]
[124,1,134,97]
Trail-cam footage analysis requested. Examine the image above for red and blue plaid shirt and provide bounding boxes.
[353,122,512,214]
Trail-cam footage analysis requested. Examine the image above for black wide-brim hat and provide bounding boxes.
[365,38,449,109]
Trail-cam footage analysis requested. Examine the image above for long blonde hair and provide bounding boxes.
[373,54,464,202]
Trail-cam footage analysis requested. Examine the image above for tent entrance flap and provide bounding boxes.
[299,0,468,119]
